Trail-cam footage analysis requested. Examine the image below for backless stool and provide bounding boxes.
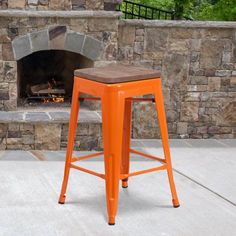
[58,65,180,225]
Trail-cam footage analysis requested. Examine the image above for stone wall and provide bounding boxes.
[0,0,121,10]
[0,110,102,150]
[0,12,235,150]
[0,122,102,150]
[118,20,236,139]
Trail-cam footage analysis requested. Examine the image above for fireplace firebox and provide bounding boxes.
[17,50,93,106]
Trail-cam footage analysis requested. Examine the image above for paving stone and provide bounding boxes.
[141,139,192,148]
[0,160,236,235]
[170,147,236,205]
[0,112,24,122]
[212,139,236,148]
[78,111,101,123]
[186,139,225,148]
[139,139,162,148]
[48,112,70,122]
[131,140,144,148]
[0,150,37,161]
[25,112,51,122]
[42,150,66,161]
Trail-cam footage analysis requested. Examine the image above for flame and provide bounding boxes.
[52,96,64,103]
[43,79,65,103]
[43,95,65,103]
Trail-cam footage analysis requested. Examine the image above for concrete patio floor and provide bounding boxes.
[0,139,235,236]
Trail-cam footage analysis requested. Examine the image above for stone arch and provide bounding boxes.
[12,26,104,61]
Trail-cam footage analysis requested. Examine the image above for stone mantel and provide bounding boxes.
[119,19,236,29]
[0,10,122,18]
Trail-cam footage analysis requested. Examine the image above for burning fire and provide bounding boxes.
[43,95,65,103]
[52,96,65,103]
[43,79,65,103]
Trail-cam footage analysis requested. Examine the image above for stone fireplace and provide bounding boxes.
[0,0,121,150]
[2,18,118,109]
[15,26,97,106]
[0,0,122,111]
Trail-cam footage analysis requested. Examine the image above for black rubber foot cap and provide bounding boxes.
[58,202,65,204]
[108,223,115,226]
[174,204,180,208]
[122,186,128,189]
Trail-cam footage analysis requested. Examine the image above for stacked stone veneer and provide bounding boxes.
[0,111,102,150]
[0,0,121,10]
[118,20,236,139]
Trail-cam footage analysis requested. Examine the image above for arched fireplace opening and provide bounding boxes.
[17,50,93,106]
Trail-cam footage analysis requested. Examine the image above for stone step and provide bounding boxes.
[0,109,102,151]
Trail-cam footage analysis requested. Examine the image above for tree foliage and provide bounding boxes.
[124,0,236,21]
[173,0,193,19]
[198,0,236,21]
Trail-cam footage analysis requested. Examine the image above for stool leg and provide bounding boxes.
[59,80,80,204]
[102,92,125,225]
[154,81,180,208]
[121,98,132,188]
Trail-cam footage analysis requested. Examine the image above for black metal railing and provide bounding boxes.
[118,0,175,20]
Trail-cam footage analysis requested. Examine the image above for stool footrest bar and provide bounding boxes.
[72,152,104,162]
[70,164,105,179]
[120,164,167,179]
[130,149,166,163]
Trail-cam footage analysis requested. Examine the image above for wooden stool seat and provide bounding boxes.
[74,64,161,84]
[59,64,180,225]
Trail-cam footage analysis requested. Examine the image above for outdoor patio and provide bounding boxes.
[0,139,235,235]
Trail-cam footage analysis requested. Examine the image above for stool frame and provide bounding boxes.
[58,76,180,225]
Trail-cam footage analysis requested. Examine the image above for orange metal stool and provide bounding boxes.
[58,65,180,225]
